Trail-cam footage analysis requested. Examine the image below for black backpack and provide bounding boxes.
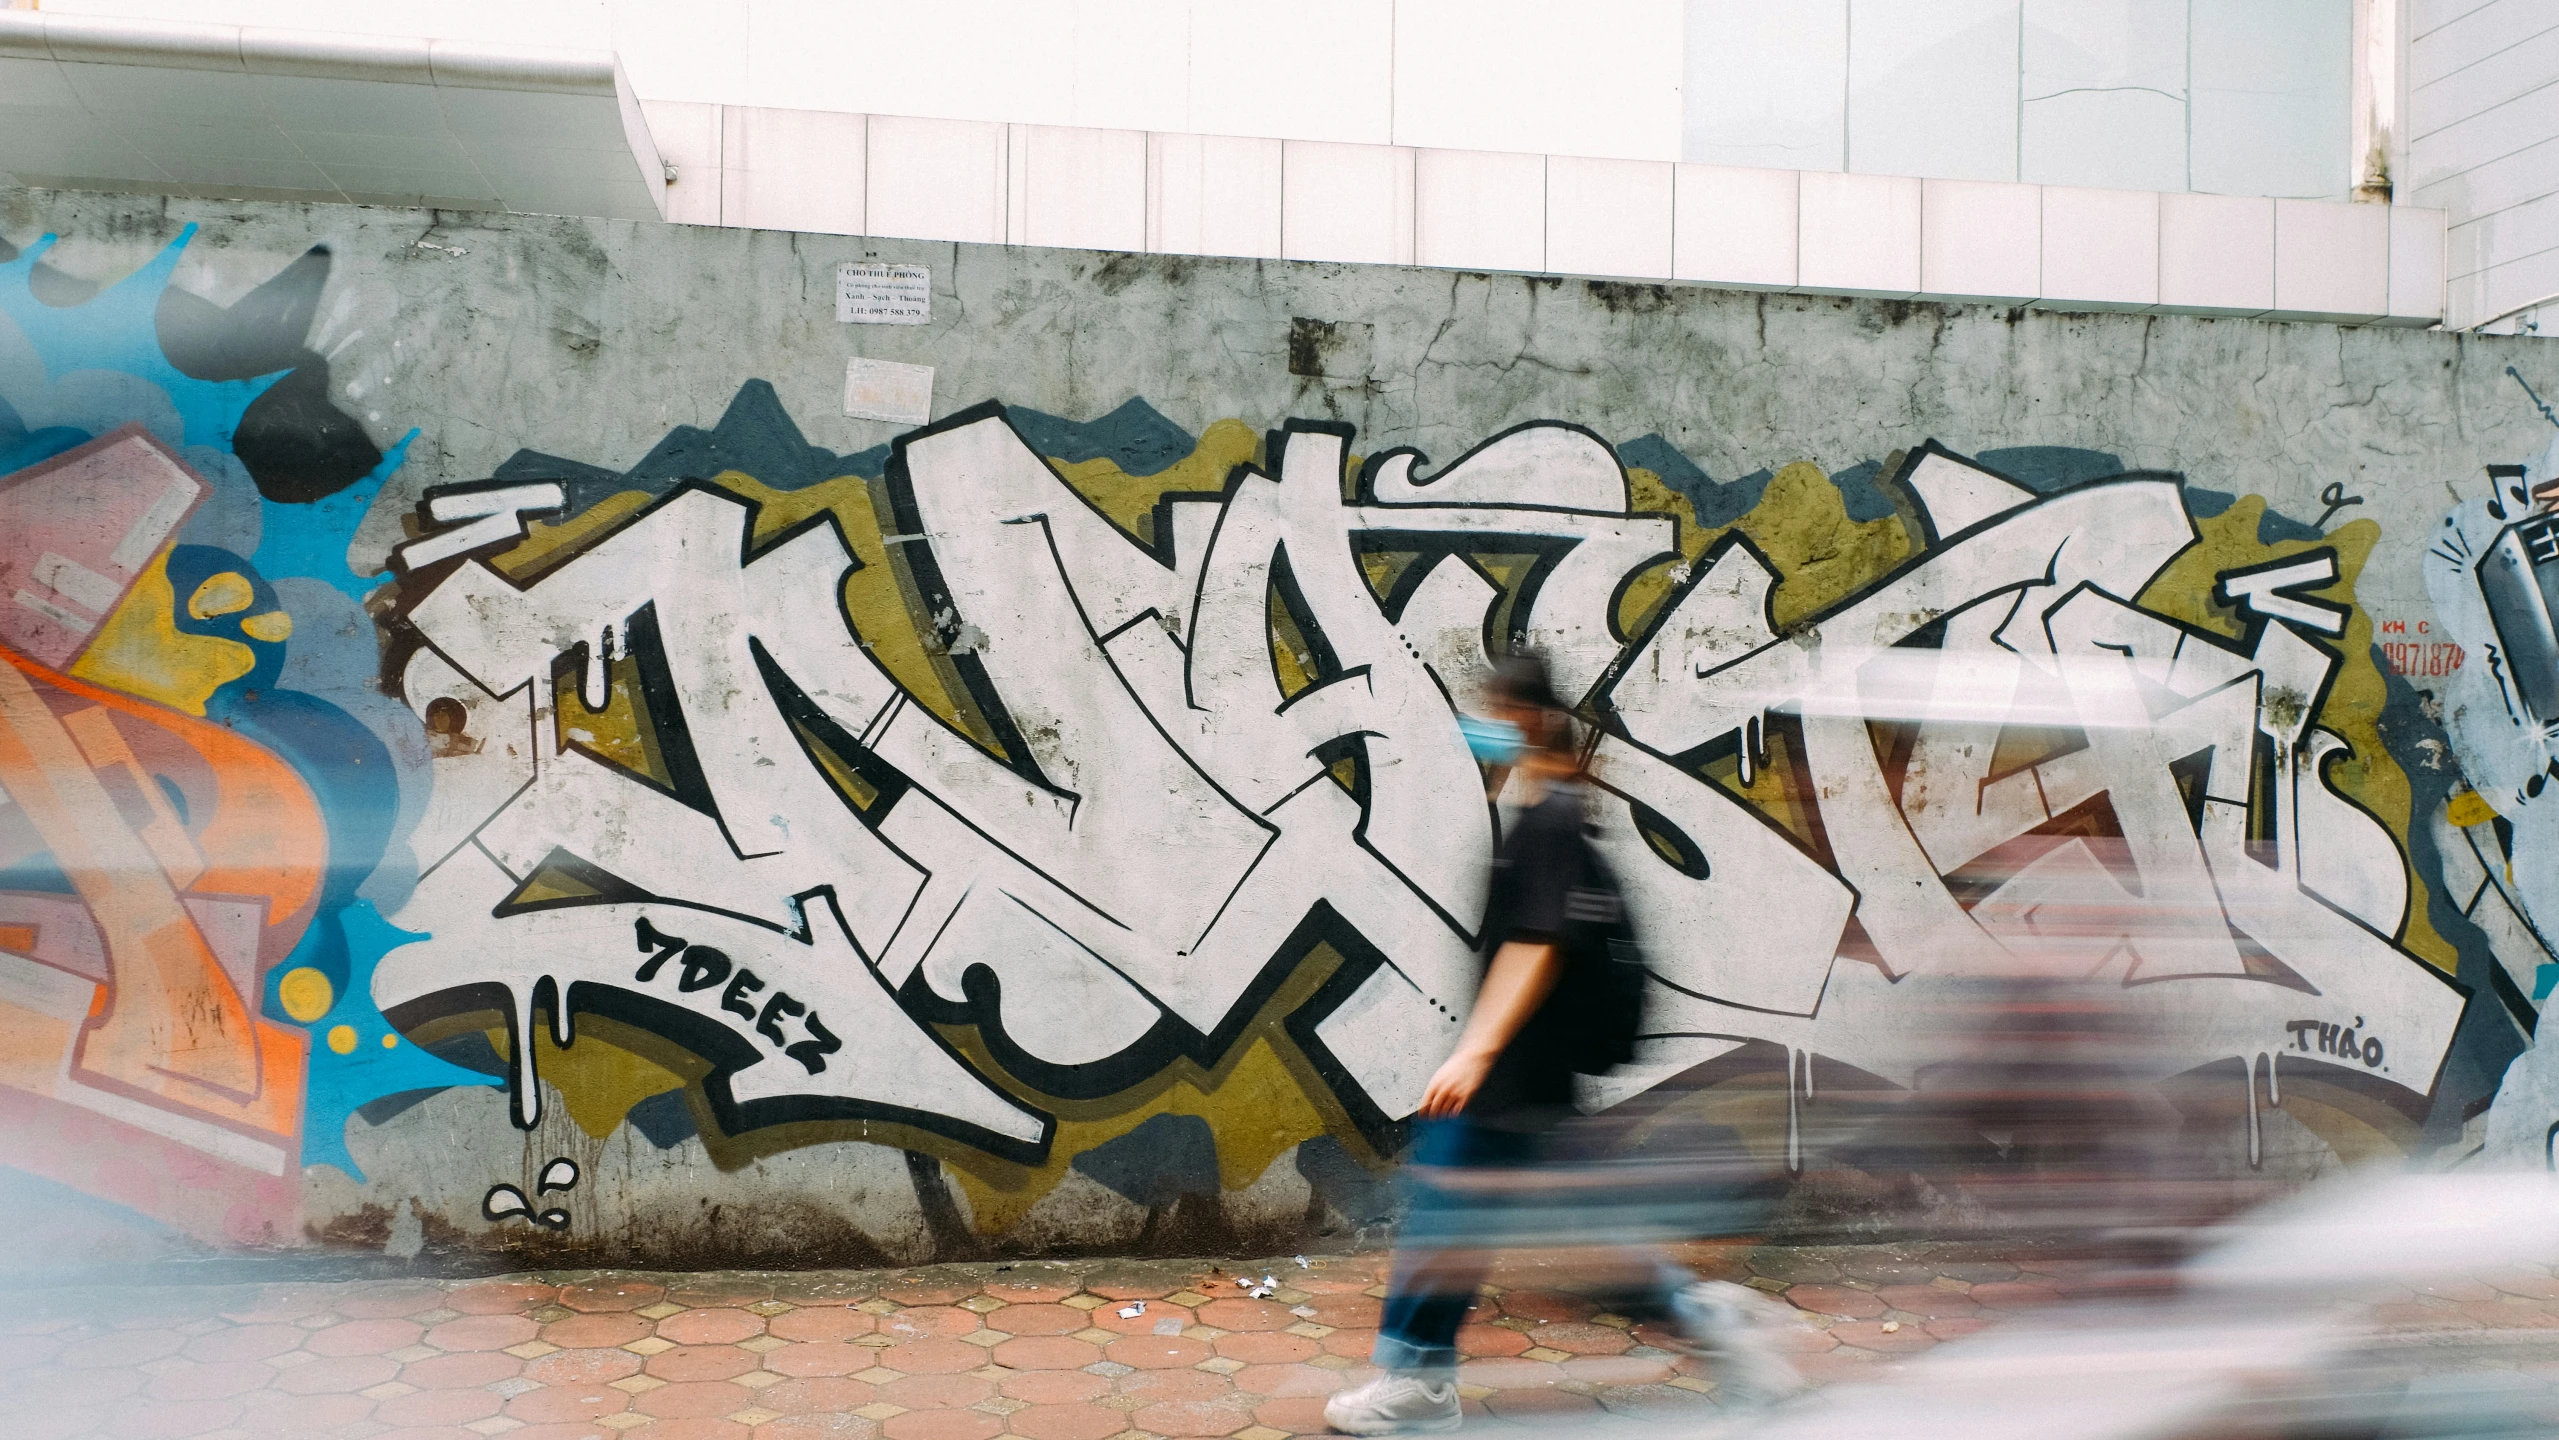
[1557,838,1648,1076]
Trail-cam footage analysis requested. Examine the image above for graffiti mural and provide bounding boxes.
[372,381,2472,1189]
[4,204,2554,1257]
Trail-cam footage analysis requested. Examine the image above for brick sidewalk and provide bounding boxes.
[8,1240,2511,1440]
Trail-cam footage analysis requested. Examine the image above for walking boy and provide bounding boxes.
[1323,654,1800,1435]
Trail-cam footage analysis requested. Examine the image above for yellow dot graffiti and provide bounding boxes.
[277,967,334,1023]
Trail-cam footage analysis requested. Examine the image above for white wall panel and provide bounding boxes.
[745,1,1073,126]
[1846,0,2022,183]
[1921,177,2040,302]
[2272,197,2389,318]
[607,0,745,105]
[1067,0,1190,134]
[2409,8,2559,139]
[2404,0,2559,327]
[640,99,721,223]
[1547,156,1674,279]
[1799,169,1921,295]
[2022,89,2187,194]
[2411,77,2559,198]
[1413,148,1545,273]
[1281,139,1414,265]
[1683,0,1846,171]
[2389,204,2449,322]
[2159,190,2275,313]
[1395,0,1681,162]
[718,105,865,236]
[2414,0,2515,40]
[2405,79,2548,208]
[1012,124,1144,252]
[2451,187,2559,283]
[1189,0,1393,146]
[2189,0,2352,200]
[2450,238,2559,331]
[1146,132,1283,259]
[2020,0,2186,192]
[1672,162,1798,288]
[2410,0,2553,88]
[2039,184,2158,309]
[867,114,1005,244]
[2413,133,2559,220]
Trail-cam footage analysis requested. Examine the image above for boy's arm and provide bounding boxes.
[1417,940,1562,1118]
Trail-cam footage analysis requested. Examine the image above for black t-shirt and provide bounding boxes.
[1465,779,1591,1129]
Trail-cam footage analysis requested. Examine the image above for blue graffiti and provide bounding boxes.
[276,900,500,1182]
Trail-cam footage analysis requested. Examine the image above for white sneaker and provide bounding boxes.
[1671,1280,1808,1410]
[1323,1369,1463,1435]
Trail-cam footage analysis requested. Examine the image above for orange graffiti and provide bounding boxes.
[0,641,326,1234]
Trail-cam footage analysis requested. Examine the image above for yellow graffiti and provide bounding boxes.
[186,571,253,619]
[278,966,334,1023]
[484,1020,690,1142]
[488,491,656,584]
[1047,418,1260,549]
[1618,460,1917,642]
[70,550,254,716]
[2449,790,2499,827]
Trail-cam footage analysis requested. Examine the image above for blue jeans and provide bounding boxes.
[1370,1117,1544,1374]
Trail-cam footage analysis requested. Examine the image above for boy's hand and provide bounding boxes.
[1418,1047,1493,1118]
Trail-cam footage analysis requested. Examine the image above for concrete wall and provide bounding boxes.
[1,184,2556,1272]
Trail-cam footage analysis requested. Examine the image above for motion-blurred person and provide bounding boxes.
[1324,653,1801,1436]
[1831,840,2205,1270]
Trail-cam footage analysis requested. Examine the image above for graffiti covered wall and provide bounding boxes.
[2,185,2555,1267]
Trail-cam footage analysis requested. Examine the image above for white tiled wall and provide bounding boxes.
[1920,178,2040,303]
[1282,141,1416,266]
[2408,0,2559,329]
[2272,197,2388,320]
[11,0,2462,326]
[660,98,2432,325]
[1010,125,1145,252]
[865,115,1005,245]
[48,0,2356,206]
[2160,192,2275,314]
[724,106,864,237]
[2020,0,2187,193]
[2040,185,2159,310]
[1146,133,1283,260]
[1672,163,1797,289]
[1547,157,1674,280]
[1799,171,1922,297]
[1414,148,1546,273]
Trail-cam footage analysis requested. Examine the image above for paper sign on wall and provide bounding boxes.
[837,263,930,324]
[844,357,934,425]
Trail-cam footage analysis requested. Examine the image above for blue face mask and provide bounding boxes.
[1459,713,1525,767]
